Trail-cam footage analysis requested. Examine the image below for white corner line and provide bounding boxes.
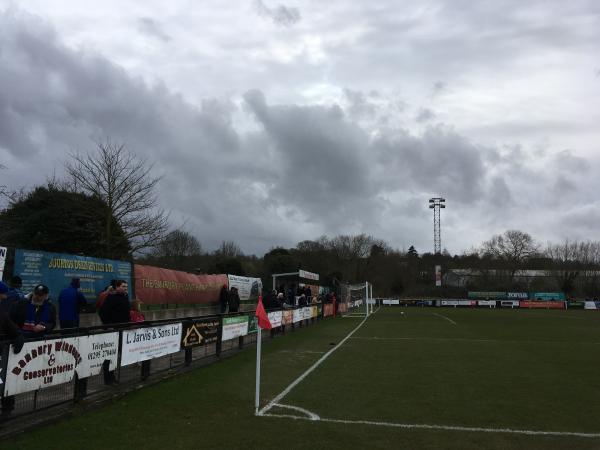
[259,414,600,439]
[258,313,372,416]
[432,312,457,325]
[273,403,321,420]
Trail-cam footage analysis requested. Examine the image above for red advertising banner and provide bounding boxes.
[519,301,565,309]
[134,264,228,305]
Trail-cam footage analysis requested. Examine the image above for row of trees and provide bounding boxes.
[3,141,600,298]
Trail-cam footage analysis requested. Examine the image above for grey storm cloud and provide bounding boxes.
[2,4,600,254]
[137,17,171,42]
[254,0,301,27]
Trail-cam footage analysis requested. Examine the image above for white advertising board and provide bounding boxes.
[0,246,6,279]
[227,275,262,301]
[77,333,119,378]
[120,324,182,367]
[293,308,303,323]
[478,300,497,307]
[222,316,249,341]
[382,299,400,305]
[267,311,282,327]
[500,300,520,308]
[5,337,80,396]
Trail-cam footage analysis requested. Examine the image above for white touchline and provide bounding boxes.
[432,312,457,325]
[257,309,376,416]
[259,414,600,439]
[349,336,600,345]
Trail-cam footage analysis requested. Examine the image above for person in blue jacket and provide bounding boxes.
[58,278,87,329]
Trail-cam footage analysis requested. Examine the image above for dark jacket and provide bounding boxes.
[58,286,87,322]
[99,292,130,325]
[228,289,240,312]
[10,299,57,334]
[1,288,25,315]
[0,309,24,353]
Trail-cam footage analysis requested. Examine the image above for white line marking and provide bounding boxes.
[349,337,600,345]
[260,414,600,439]
[432,312,457,325]
[258,313,372,416]
[273,403,320,420]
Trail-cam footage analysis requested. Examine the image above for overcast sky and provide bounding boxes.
[1,1,599,256]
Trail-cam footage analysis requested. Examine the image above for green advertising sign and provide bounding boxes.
[531,292,566,301]
[247,315,258,334]
[468,291,506,300]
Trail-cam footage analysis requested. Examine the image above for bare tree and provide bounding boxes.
[479,230,539,281]
[546,239,600,296]
[216,240,242,257]
[153,229,202,258]
[65,139,169,255]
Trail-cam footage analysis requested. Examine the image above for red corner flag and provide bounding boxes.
[255,294,272,330]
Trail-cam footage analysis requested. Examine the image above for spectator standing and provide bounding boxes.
[0,281,24,417]
[1,276,25,315]
[99,280,130,325]
[95,282,115,312]
[304,286,312,303]
[10,284,56,335]
[219,284,229,314]
[129,299,145,323]
[98,280,130,385]
[228,287,240,313]
[57,278,87,329]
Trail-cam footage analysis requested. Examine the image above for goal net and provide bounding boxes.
[339,282,374,317]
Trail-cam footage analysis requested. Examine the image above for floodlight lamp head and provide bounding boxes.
[429,205,434,208]
[440,198,446,202]
[429,199,434,203]
[440,205,446,208]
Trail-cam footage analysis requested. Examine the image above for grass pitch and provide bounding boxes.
[3,307,600,450]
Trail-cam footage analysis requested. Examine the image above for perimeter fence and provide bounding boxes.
[0,302,334,424]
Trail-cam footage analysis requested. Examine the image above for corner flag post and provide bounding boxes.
[255,327,262,415]
[254,294,271,415]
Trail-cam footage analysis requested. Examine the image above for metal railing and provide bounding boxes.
[0,303,327,425]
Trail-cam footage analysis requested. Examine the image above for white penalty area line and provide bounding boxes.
[257,311,374,416]
[260,414,600,439]
[432,312,457,325]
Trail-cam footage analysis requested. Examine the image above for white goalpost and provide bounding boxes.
[340,281,374,317]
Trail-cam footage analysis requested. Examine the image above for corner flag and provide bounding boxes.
[255,294,272,330]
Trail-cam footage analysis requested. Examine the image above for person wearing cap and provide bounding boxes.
[0,276,25,315]
[9,284,56,335]
[57,278,88,329]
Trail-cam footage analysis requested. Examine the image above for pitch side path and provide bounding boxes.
[3,308,600,450]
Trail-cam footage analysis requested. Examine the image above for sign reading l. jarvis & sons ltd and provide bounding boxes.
[181,318,219,348]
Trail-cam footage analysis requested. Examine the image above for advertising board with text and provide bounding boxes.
[134,264,227,305]
[181,319,220,348]
[222,316,249,341]
[121,324,182,366]
[14,249,131,304]
[227,275,262,302]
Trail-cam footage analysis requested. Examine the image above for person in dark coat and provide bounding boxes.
[9,284,56,335]
[0,281,24,417]
[219,284,229,314]
[98,280,129,385]
[58,278,87,329]
[99,280,130,325]
[228,287,240,313]
[1,276,25,315]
